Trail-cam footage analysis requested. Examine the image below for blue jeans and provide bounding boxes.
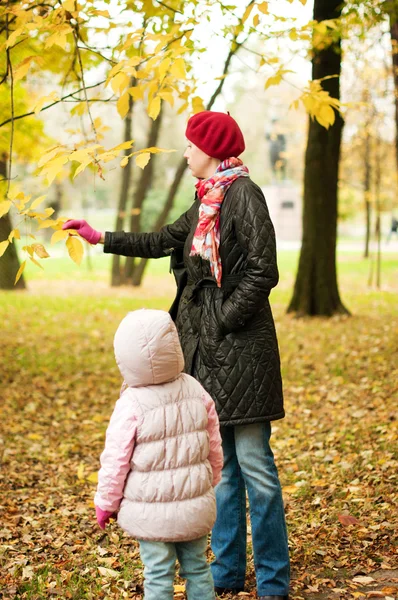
[139,535,215,600]
[211,423,290,596]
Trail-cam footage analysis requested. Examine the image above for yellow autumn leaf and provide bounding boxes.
[5,28,23,49]
[0,240,10,257]
[282,484,299,494]
[120,156,129,167]
[192,96,205,114]
[265,73,282,89]
[51,229,69,244]
[15,260,26,285]
[109,140,134,153]
[66,236,84,265]
[159,57,171,81]
[136,153,151,169]
[86,472,98,484]
[33,92,60,115]
[0,201,12,218]
[117,92,130,119]
[148,97,161,121]
[316,103,335,128]
[129,85,145,100]
[8,229,20,242]
[174,584,186,593]
[45,31,68,50]
[177,101,189,115]
[22,245,34,257]
[69,149,92,164]
[42,156,68,185]
[62,0,76,11]
[38,146,64,168]
[13,57,35,82]
[38,220,56,229]
[30,195,47,210]
[29,256,44,270]
[253,14,260,27]
[170,58,186,80]
[77,462,85,480]
[33,243,50,258]
[111,72,130,95]
[258,2,269,14]
[242,3,254,23]
[158,91,174,106]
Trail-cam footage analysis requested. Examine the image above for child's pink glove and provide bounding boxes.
[95,506,115,530]
[62,219,102,245]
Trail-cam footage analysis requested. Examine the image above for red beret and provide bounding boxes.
[185,111,245,161]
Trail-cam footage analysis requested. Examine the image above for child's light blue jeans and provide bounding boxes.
[139,535,215,600]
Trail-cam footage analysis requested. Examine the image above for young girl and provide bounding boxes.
[94,309,223,600]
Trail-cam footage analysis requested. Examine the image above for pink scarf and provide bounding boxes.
[190,157,249,286]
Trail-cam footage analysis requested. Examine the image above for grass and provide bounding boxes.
[0,248,397,599]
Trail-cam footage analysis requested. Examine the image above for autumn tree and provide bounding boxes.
[288,0,348,316]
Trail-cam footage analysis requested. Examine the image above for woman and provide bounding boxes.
[64,111,290,600]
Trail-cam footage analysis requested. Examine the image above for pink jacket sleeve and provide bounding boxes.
[94,392,138,513]
[202,391,223,487]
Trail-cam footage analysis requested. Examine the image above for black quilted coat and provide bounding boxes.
[104,177,284,426]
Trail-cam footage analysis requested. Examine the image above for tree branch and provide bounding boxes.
[0,80,106,128]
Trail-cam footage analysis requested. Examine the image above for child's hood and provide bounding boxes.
[114,309,184,387]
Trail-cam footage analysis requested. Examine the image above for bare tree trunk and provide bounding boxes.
[131,40,245,287]
[287,0,348,316]
[132,159,187,286]
[389,5,398,172]
[124,106,164,281]
[364,127,371,258]
[111,89,134,287]
[0,156,25,290]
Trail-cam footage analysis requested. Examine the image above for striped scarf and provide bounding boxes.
[190,157,249,287]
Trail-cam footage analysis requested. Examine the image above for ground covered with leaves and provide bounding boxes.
[0,255,397,600]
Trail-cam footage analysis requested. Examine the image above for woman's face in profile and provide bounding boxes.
[184,141,214,179]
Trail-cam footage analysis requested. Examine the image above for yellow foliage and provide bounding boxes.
[258,2,269,15]
[170,58,186,80]
[136,152,151,169]
[14,260,26,285]
[192,96,205,114]
[0,201,12,218]
[0,241,10,258]
[66,236,84,265]
[30,195,47,210]
[117,92,131,119]
[294,79,340,129]
[148,97,161,120]
[51,230,69,245]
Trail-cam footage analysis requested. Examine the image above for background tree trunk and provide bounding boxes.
[364,127,371,259]
[389,3,398,172]
[111,89,134,287]
[0,156,25,290]
[124,106,164,281]
[287,0,348,316]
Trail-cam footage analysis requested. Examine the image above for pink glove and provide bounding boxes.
[95,506,116,530]
[62,219,102,245]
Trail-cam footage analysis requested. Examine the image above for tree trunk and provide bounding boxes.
[111,89,134,287]
[132,158,187,286]
[287,0,348,316]
[364,127,371,259]
[0,156,25,290]
[389,6,398,173]
[125,106,164,281]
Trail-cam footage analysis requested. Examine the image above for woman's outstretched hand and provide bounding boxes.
[62,219,103,245]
